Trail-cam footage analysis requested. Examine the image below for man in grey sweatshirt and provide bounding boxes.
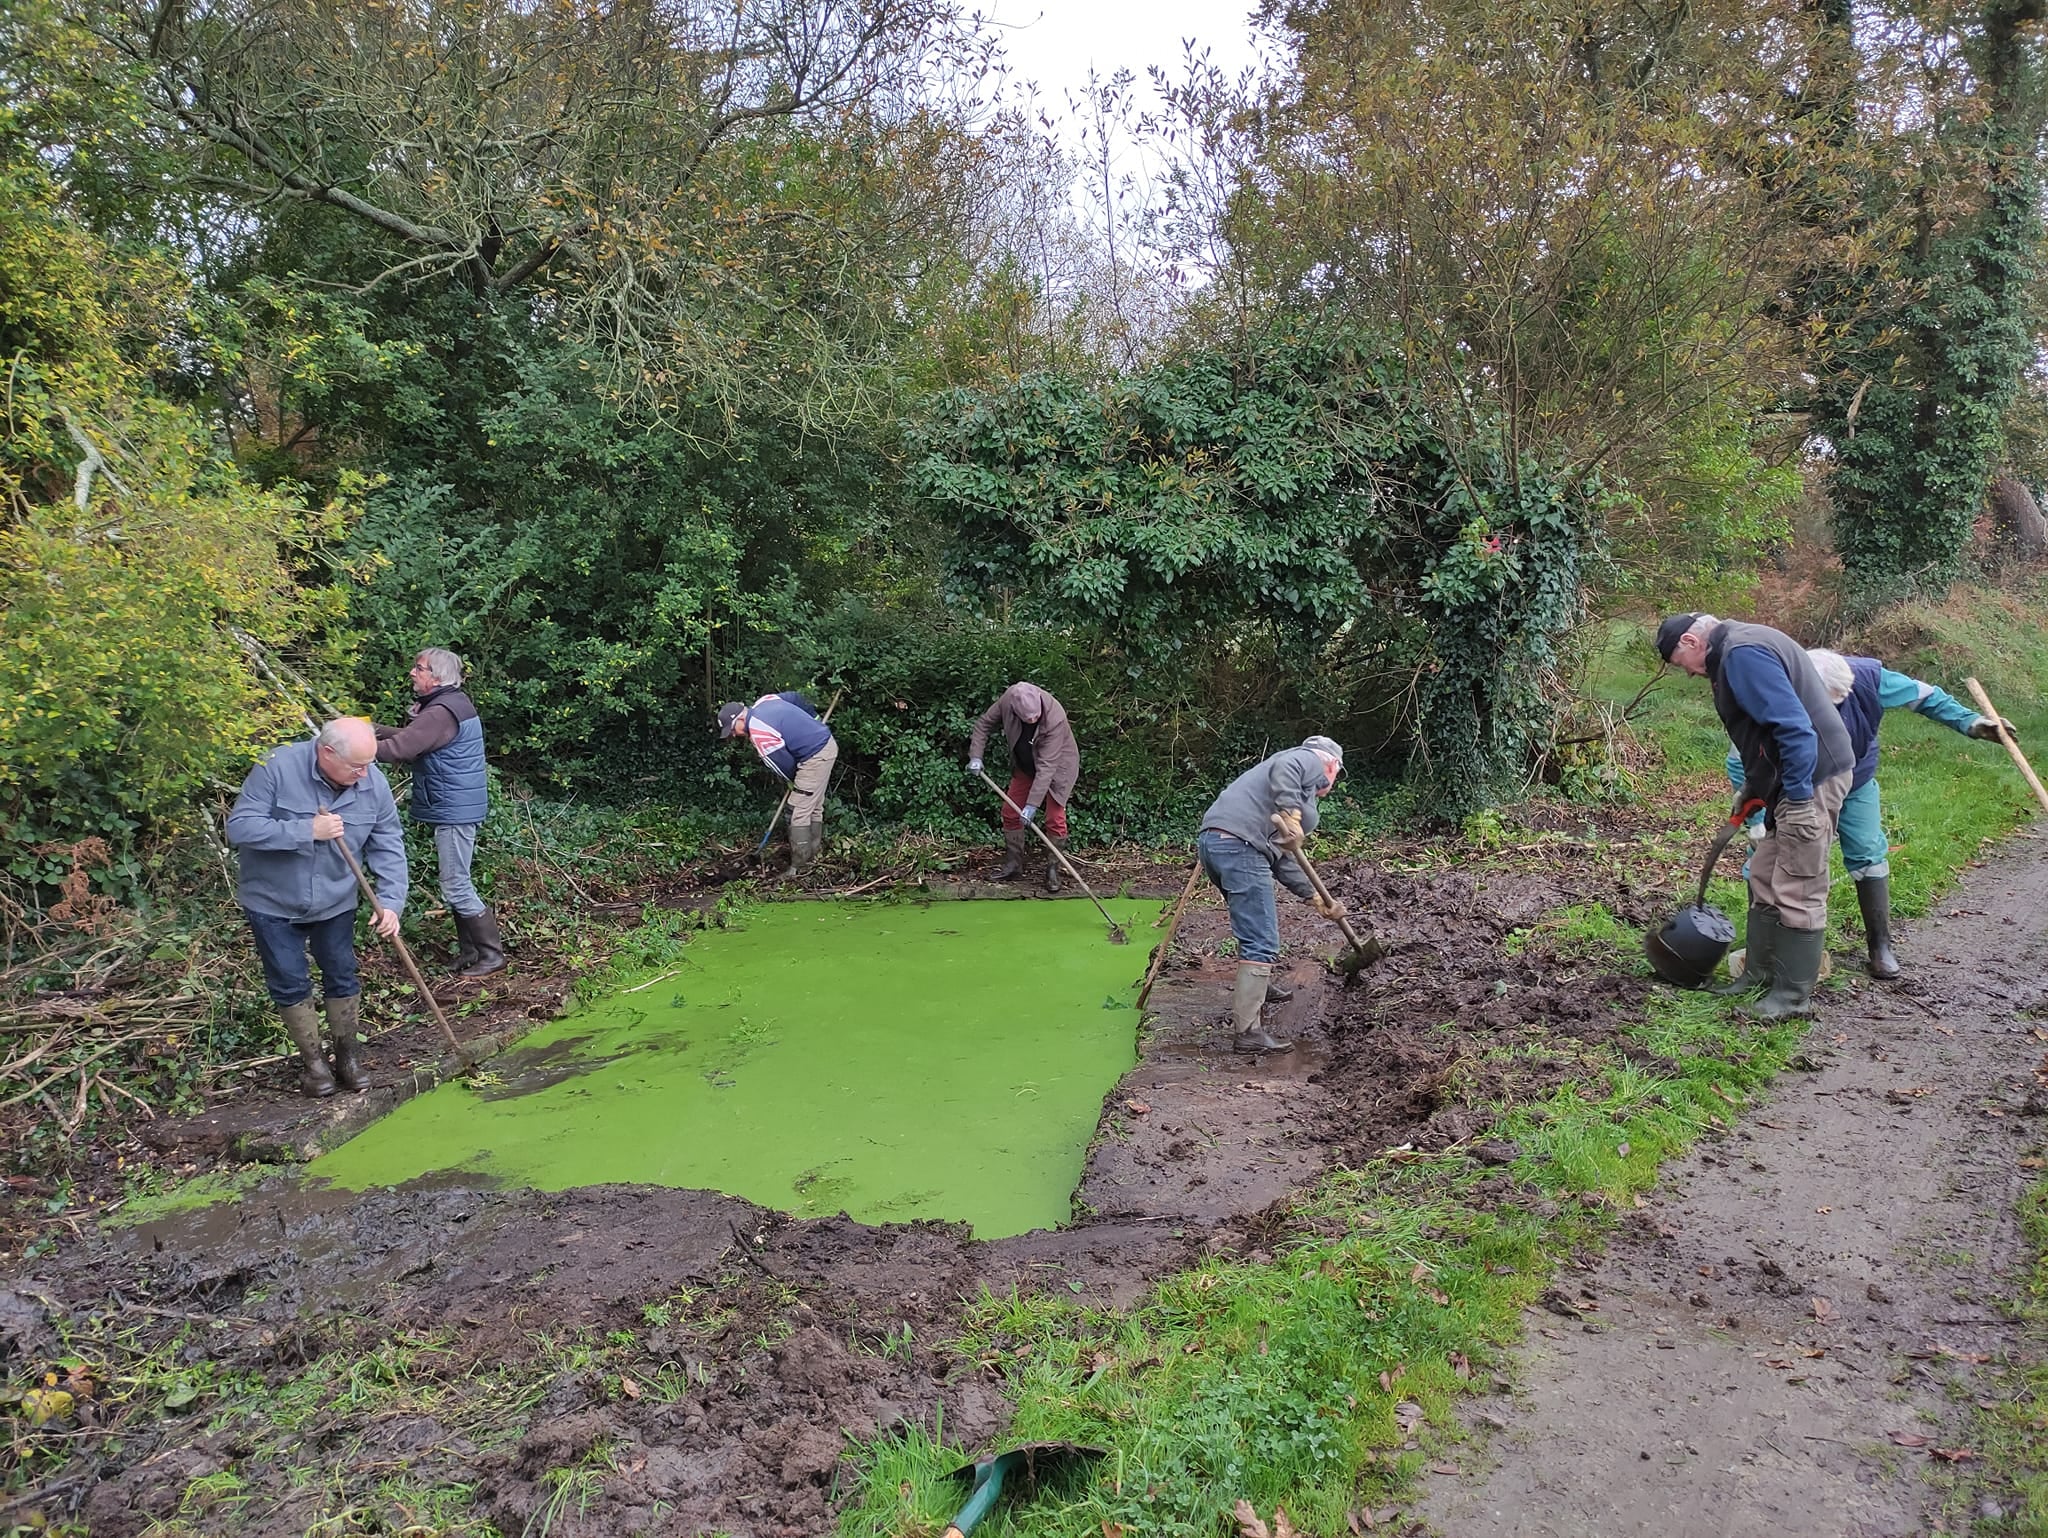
[1197,736,1348,1053]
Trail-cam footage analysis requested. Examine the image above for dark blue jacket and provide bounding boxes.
[379,686,489,825]
[743,693,833,781]
[1707,620,1853,807]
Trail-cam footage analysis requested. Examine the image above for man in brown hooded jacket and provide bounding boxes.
[967,682,1081,890]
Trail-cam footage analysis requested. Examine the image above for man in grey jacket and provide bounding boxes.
[226,718,408,1097]
[1197,736,1348,1053]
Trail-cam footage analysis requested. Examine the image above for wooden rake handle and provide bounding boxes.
[1964,677,2048,815]
[975,769,1126,941]
[322,806,461,1054]
[1136,859,1203,1010]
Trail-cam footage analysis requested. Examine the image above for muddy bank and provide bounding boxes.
[5,849,1664,1536]
[1418,833,2048,1536]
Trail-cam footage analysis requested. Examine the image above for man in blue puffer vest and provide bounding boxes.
[719,692,838,875]
[374,648,504,978]
[1724,648,2015,979]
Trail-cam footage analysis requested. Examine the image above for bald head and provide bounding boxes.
[314,717,378,790]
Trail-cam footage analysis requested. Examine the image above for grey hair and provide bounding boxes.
[416,647,464,687]
[1806,647,1854,704]
[1687,613,1720,642]
[317,716,375,757]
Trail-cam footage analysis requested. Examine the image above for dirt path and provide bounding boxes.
[1418,834,2048,1538]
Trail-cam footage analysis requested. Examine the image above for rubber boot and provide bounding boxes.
[1044,835,1065,894]
[280,1000,335,1099]
[1714,905,1777,996]
[1230,962,1294,1053]
[1748,924,1827,1021]
[325,994,370,1093]
[1856,875,1900,980]
[1266,978,1297,1004]
[995,828,1027,881]
[458,908,508,979]
[447,915,480,974]
[786,823,821,878]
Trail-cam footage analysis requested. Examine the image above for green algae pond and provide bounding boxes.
[310,896,1165,1238]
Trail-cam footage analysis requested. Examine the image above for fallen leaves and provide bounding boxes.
[1889,1431,1933,1447]
[1811,1296,1835,1324]
[1123,1099,1151,1116]
[1929,1447,1978,1463]
[1234,1499,1299,1538]
[1394,1400,1425,1435]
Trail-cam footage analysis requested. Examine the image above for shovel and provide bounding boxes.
[975,769,1127,944]
[1273,826,1384,981]
[943,1442,1105,1537]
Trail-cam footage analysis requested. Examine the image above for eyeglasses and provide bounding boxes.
[318,743,375,772]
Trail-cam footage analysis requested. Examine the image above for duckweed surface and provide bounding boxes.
[311,897,1162,1237]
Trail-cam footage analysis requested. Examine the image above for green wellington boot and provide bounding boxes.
[1714,904,1778,996]
[325,994,371,1093]
[1748,924,1827,1021]
[995,828,1028,881]
[1856,875,1900,979]
[280,1000,335,1099]
[1230,962,1293,1053]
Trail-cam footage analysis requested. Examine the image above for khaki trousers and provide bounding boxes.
[787,739,837,827]
[1749,770,1851,932]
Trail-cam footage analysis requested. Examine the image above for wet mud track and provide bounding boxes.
[9,859,1687,1536]
[1419,834,2048,1537]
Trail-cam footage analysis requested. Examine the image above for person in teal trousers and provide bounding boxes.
[1727,648,2014,978]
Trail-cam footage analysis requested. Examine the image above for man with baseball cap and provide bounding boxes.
[718,693,838,876]
[1656,613,1854,1018]
[1196,735,1349,1053]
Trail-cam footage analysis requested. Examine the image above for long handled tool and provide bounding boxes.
[1964,677,2048,814]
[1136,858,1203,1010]
[323,806,462,1055]
[754,688,844,860]
[975,768,1127,943]
[943,1443,1105,1538]
[1277,833,1385,980]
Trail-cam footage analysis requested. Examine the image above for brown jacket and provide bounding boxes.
[969,683,1081,809]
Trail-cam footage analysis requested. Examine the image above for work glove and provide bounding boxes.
[1970,716,2018,742]
[1019,804,1036,824]
[1312,892,1345,920]
[966,758,983,775]
[1270,809,1305,849]
[1774,795,1826,844]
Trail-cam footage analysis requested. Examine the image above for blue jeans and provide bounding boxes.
[243,908,360,1007]
[1198,829,1282,964]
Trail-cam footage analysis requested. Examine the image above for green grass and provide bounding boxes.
[831,581,2048,1535]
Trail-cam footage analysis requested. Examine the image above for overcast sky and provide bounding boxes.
[982,0,1269,118]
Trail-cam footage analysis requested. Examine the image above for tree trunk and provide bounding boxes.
[1988,470,2048,560]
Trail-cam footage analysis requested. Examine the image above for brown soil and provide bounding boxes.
[0,824,1862,1537]
[1419,835,2048,1536]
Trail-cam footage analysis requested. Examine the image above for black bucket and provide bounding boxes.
[1645,902,1737,989]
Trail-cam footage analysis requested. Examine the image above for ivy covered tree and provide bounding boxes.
[910,326,1601,814]
[1808,0,2047,603]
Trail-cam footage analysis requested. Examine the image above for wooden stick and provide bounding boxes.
[754,688,844,858]
[323,809,462,1054]
[1280,834,1385,975]
[1136,859,1204,1010]
[975,769,1127,942]
[1963,677,2048,814]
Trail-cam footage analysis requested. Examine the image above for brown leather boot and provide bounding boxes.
[325,994,370,1093]
[280,1000,335,1099]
